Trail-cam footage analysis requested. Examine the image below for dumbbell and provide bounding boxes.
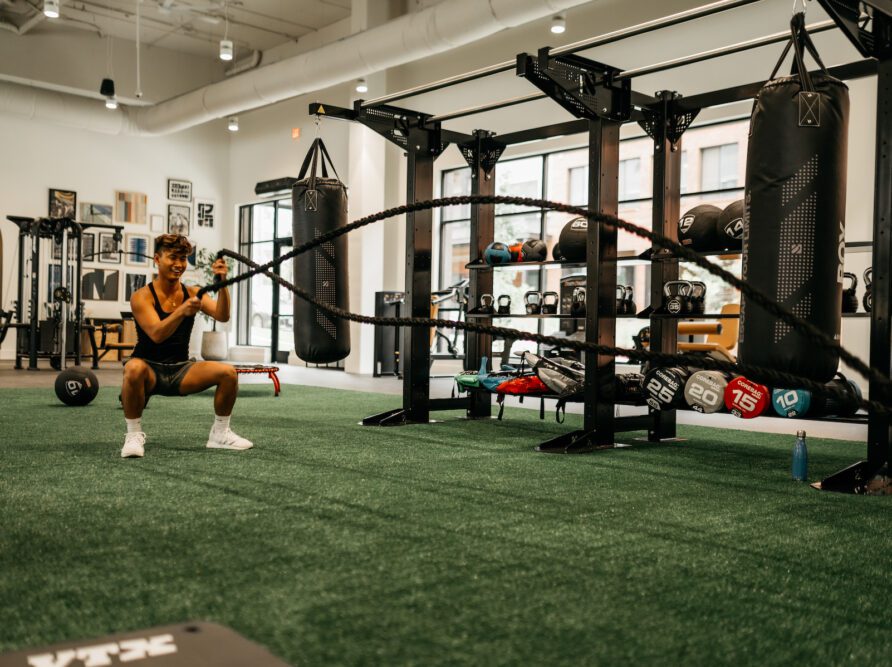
[541,291,559,315]
[772,374,862,418]
[689,281,706,315]
[497,295,511,315]
[684,370,731,414]
[724,376,770,418]
[570,287,586,317]
[863,267,872,312]
[842,272,858,313]
[641,366,692,410]
[662,281,693,315]
[524,291,542,314]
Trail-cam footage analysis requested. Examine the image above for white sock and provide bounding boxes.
[213,414,231,432]
[125,418,142,434]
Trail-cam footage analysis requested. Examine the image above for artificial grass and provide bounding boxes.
[0,383,890,666]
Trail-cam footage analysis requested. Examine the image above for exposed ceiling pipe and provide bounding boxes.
[224,49,262,77]
[0,0,594,135]
[0,9,45,34]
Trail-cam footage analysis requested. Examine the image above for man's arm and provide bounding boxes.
[132,289,201,344]
[197,258,231,323]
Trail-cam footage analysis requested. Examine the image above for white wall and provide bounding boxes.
[0,112,231,360]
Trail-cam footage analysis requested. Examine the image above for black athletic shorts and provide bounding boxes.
[131,359,195,397]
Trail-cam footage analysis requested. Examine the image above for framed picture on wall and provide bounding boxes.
[167,179,192,202]
[98,232,120,264]
[150,214,164,233]
[195,199,215,228]
[82,268,119,301]
[124,273,148,301]
[125,233,151,267]
[80,202,112,225]
[48,188,77,219]
[167,204,190,236]
[81,232,95,262]
[114,190,147,225]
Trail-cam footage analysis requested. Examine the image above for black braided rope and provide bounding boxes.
[219,248,890,417]
[199,194,887,396]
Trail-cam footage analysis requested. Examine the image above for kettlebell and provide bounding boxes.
[689,281,707,315]
[863,267,873,312]
[623,285,636,315]
[477,293,495,315]
[663,281,692,315]
[616,285,627,314]
[524,291,543,315]
[497,294,512,315]
[842,272,859,313]
[570,286,586,317]
[541,291,559,315]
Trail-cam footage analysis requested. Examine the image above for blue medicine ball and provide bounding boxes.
[484,241,512,265]
[772,388,811,418]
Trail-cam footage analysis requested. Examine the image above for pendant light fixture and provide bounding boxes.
[220,3,234,61]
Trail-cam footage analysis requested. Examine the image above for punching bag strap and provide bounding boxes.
[768,13,827,91]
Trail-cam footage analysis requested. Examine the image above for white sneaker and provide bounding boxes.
[206,428,253,451]
[121,431,146,458]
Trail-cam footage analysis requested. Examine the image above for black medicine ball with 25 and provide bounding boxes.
[738,16,849,383]
[55,367,99,406]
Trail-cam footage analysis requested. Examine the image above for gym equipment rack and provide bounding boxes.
[311,0,892,491]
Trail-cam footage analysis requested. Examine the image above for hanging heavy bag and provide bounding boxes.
[292,138,350,363]
[738,14,849,383]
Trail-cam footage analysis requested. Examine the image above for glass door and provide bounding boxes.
[272,239,293,364]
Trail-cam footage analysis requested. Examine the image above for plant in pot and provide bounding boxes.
[194,248,234,361]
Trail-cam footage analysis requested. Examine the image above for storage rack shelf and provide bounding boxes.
[312,0,892,487]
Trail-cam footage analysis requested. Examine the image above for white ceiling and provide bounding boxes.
[0,0,352,58]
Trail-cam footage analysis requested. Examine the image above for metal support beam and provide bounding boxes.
[647,91,683,441]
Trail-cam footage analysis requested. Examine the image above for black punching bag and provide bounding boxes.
[292,138,350,363]
[738,14,848,382]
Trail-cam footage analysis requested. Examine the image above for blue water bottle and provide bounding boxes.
[792,430,808,481]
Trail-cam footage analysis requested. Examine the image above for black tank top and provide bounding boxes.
[132,283,195,363]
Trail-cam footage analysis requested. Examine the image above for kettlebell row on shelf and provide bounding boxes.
[656,280,707,315]
[841,267,873,313]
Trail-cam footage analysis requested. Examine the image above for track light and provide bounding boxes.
[100,78,117,110]
[219,39,234,61]
[550,15,566,34]
[355,78,368,94]
[43,0,60,18]
[228,117,239,132]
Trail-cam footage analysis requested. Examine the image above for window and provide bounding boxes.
[618,158,641,199]
[435,117,748,356]
[700,143,738,190]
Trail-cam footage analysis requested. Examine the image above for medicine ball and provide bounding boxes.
[558,217,588,261]
[483,241,512,265]
[55,366,99,406]
[552,242,563,261]
[521,239,547,262]
[717,199,744,251]
[678,204,721,252]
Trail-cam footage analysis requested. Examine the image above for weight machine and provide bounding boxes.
[2,215,124,370]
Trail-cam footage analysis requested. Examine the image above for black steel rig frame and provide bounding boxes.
[309,0,892,490]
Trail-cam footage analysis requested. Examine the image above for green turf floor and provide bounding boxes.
[1,385,891,666]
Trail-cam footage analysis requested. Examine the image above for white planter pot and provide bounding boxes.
[201,331,228,361]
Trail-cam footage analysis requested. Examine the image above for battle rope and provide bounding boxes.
[197,195,887,396]
[218,248,891,417]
